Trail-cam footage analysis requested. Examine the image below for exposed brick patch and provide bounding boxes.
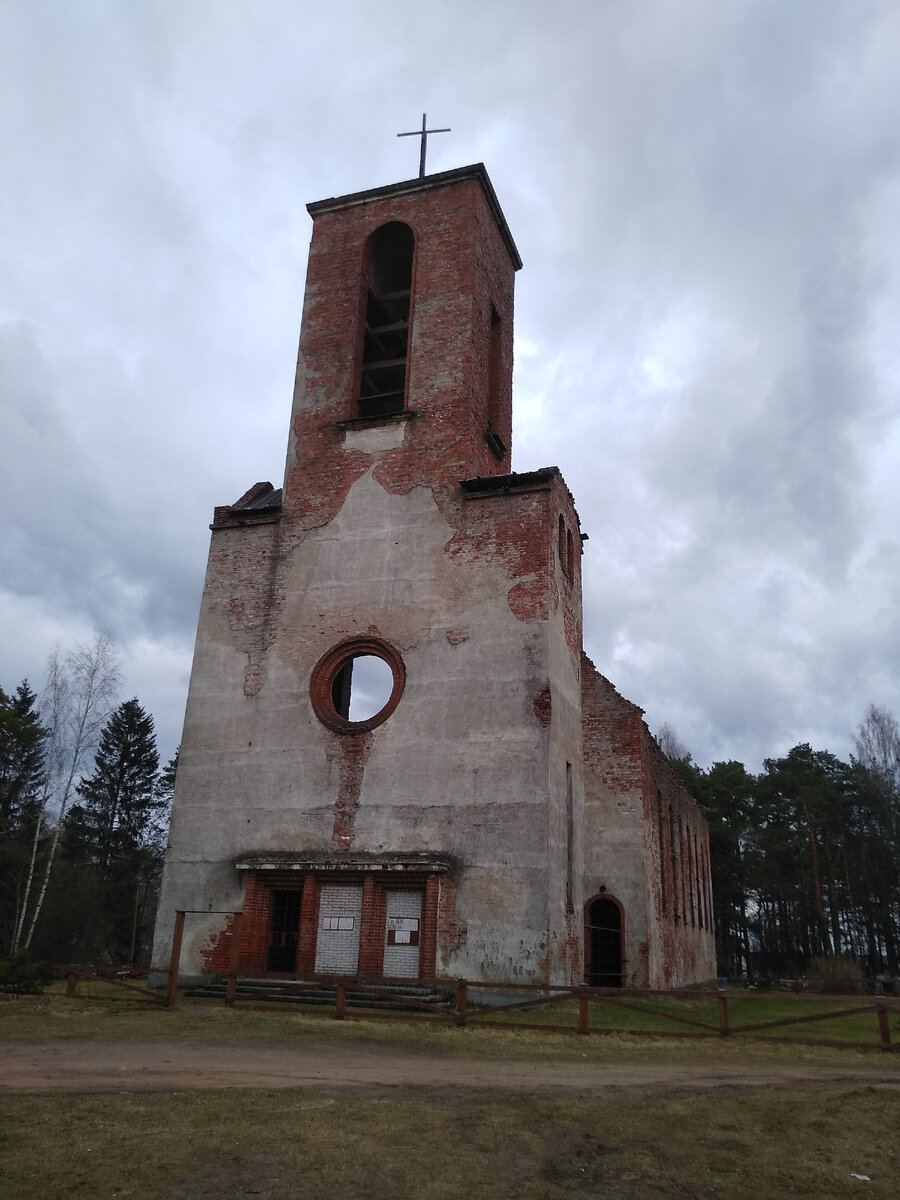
[532,687,552,727]
[508,577,547,621]
[200,915,234,975]
[557,930,582,975]
[243,657,267,697]
[445,627,469,644]
[330,731,375,848]
[437,877,467,958]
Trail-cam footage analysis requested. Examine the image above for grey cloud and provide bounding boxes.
[2,0,900,774]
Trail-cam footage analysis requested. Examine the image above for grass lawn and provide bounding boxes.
[1,1082,898,1199]
[2,990,899,1198]
[2,984,898,1061]
[489,989,900,1046]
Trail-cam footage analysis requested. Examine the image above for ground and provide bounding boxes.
[3,1035,900,1094]
[2,997,899,1198]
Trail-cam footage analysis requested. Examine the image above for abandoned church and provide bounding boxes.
[152,163,716,990]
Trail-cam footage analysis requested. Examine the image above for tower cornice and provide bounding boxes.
[307,163,523,271]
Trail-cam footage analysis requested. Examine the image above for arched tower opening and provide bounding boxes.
[358,221,415,417]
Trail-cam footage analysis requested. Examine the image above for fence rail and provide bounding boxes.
[128,967,898,1051]
[53,910,899,1053]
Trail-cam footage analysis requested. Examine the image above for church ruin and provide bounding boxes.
[153,163,715,989]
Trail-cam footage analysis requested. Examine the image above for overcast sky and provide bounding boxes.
[3,0,899,773]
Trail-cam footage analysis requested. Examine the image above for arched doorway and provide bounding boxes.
[584,895,623,987]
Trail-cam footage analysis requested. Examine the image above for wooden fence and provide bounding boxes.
[60,966,899,1052]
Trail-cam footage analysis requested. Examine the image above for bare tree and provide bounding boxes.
[11,635,120,953]
[656,722,692,764]
[854,705,900,793]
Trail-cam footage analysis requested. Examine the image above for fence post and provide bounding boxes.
[877,1002,892,1051]
[717,992,730,1037]
[335,981,346,1020]
[66,971,78,999]
[578,990,590,1034]
[166,910,186,1008]
[455,979,468,1027]
[224,912,242,1006]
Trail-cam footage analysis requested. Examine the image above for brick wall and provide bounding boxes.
[284,169,518,523]
[202,870,442,982]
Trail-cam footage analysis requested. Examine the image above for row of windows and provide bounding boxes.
[657,798,712,931]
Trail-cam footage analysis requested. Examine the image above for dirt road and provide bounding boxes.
[3,1038,899,1095]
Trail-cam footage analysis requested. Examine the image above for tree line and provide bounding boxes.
[0,636,175,965]
[662,706,900,982]
[3,636,898,981]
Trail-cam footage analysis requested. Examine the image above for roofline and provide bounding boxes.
[306,163,523,271]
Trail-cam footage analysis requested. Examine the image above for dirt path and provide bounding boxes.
[3,1038,899,1095]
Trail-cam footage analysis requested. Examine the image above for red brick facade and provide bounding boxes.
[201,869,446,982]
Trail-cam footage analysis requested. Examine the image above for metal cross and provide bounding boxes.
[397,113,451,178]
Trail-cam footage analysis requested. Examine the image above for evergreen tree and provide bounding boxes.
[62,699,164,962]
[70,699,161,868]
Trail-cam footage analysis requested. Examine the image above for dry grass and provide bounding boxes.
[1,1084,897,1199]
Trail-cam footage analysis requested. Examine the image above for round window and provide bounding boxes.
[310,637,405,733]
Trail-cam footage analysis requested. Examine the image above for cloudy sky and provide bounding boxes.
[3,0,899,773]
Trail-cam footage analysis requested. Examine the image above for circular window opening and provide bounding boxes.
[311,637,405,733]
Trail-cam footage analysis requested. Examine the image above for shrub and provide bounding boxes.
[807,954,864,994]
[0,953,56,996]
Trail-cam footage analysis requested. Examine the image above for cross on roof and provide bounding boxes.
[397,113,451,178]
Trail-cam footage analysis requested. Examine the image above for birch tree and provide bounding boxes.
[12,635,120,953]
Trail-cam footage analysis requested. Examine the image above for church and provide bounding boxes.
[152,162,716,990]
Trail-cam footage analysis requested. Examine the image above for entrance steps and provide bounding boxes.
[182,978,454,1012]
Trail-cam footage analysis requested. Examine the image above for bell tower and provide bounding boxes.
[283,165,522,519]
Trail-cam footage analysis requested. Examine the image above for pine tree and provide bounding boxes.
[63,699,164,962]
[70,699,162,869]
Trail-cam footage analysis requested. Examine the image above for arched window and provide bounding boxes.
[584,895,624,987]
[358,222,414,417]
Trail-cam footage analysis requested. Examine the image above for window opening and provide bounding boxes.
[484,306,506,460]
[694,831,704,928]
[358,222,414,418]
[566,528,575,581]
[657,791,667,915]
[330,654,394,722]
[311,636,406,734]
[558,515,567,574]
[266,890,302,972]
[565,762,574,912]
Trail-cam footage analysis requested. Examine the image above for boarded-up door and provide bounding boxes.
[383,891,422,979]
[314,884,363,974]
